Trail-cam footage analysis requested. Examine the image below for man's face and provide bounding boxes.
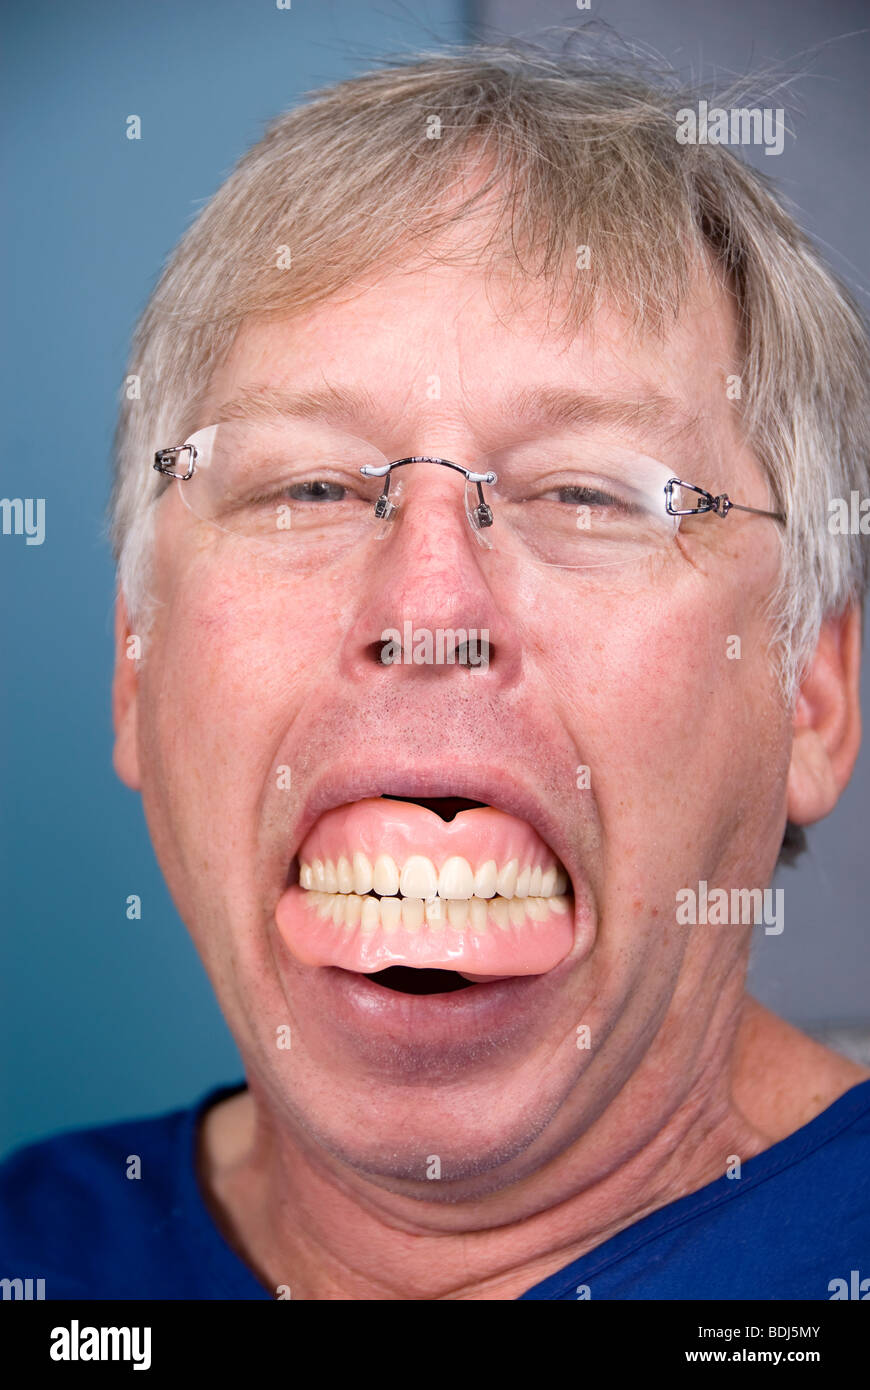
[116,253,791,1197]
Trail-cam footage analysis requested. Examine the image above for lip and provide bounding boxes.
[283,761,578,894]
[292,954,578,1055]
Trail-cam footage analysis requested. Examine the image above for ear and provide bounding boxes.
[786,604,862,826]
[112,592,142,791]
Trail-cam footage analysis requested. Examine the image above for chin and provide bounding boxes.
[275,1063,565,1200]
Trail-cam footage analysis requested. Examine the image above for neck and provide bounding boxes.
[197,995,865,1301]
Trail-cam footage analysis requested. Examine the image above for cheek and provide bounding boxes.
[535,571,719,728]
[537,563,782,867]
[137,561,353,833]
[136,562,348,906]
[549,548,773,730]
[154,559,347,712]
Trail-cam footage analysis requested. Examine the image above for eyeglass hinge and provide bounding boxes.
[154,444,197,481]
[665,479,718,517]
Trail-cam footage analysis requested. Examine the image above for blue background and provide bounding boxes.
[0,0,469,1157]
[2,0,868,1158]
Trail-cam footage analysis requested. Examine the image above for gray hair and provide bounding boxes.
[111,38,869,712]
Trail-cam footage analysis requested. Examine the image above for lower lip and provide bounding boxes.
[302,959,571,1052]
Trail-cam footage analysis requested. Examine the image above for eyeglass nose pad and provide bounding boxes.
[371,469,404,537]
[463,480,494,550]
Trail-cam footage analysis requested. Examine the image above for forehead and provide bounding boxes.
[203,256,741,452]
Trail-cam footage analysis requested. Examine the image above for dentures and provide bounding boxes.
[300,851,568,902]
[302,887,571,931]
[274,797,576,976]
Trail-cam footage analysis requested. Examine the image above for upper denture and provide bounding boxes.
[297,798,569,899]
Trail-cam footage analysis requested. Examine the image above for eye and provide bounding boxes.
[286,479,347,502]
[545,484,638,513]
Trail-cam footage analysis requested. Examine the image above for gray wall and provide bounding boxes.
[473,0,870,1034]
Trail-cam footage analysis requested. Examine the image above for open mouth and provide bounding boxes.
[275,793,575,985]
[366,966,479,994]
[380,795,489,821]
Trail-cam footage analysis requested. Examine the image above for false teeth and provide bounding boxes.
[304,891,570,930]
[300,852,568,900]
[399,855,439,899]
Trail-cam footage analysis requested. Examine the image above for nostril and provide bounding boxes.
[369,639,393,666]
[454,636,492,667]
[367,634,493,668]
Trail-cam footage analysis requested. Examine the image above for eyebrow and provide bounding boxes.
[508,385,709,451]
[214,381,709,452]
[216,382,381,425]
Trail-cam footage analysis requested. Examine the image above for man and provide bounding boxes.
[2,43,869,1301]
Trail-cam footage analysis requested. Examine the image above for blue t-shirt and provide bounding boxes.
[1,1078,868,1300]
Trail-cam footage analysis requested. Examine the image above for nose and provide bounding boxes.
[337,453,521,687]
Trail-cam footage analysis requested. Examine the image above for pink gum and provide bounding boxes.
[298,798,561,873]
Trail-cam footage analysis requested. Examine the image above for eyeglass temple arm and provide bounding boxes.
[723,500,786,519]
[666,479,785,523]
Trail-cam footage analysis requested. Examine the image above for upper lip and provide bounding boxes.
[286,762,575,885]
